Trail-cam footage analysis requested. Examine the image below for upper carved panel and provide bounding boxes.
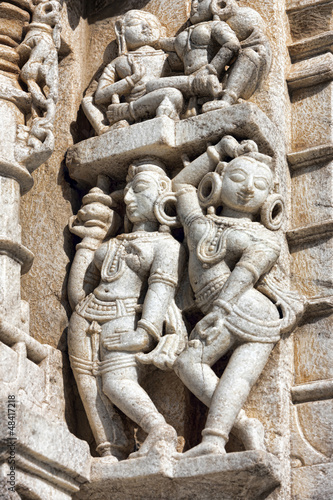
[83,0,272,136]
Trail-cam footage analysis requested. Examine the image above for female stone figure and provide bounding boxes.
[173,136,302,457]
[68,159,186,461]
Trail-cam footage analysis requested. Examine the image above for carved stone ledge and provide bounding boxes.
[288,31,333,62]
[287,143,333,170]
[0,318,48,363]
[302,295,333,320]
[75,451,281,500]
[292,379,333,403]
[286,0,333,12]
[292,463,333,499]
[0,403,91,499]
[287,52,333,90]
[286,219,333,245]
[0,238,34,274]
[67,103,279,187]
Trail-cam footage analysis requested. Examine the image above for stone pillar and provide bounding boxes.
[0,1,33,328]
[0,3,91,498]
[286,0,333,498]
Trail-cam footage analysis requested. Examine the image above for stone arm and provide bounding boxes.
[68,246,100,310]
[212,235,281,314]
[208,21,241,76]
[172,145,221,191]
[94,59,133,106]
[154,37,184,72]
[138,241,185,341]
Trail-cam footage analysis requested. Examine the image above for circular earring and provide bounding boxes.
[260,194,284,231]
[198,172,222,208]
[154,192,181,228]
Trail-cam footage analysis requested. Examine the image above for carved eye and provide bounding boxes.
[229,173,245,182]
[254,178,268,190]
[133,181,149,193]
[44,4,53,14]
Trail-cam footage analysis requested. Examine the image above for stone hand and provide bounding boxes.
[128,57,146,86]
[191,74,222,98]
[130,81,147,100]
[68,203,114,241]
[193,311,225,345]
[136,334,182,370]
[102,328,152,352]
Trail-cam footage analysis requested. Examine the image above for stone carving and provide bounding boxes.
[15,0,62,172]
[68,160,187,460]
[83,1,271,133]
[82,10,184,135]
[154,0,272,115]
[172,135,303,457]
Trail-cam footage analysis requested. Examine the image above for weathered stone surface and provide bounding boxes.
[75,451,280,500]
[67,104,280,186]
[0,0,331,499]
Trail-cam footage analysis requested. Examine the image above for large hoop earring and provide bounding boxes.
[198,172,222,208]
[154,192,181,228]
[260,194,284,231]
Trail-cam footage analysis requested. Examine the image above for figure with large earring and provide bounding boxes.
[172,136,302,457]
[68,159,187,461]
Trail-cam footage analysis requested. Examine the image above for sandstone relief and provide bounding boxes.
[1,0,331,499]
[66,6,304,496]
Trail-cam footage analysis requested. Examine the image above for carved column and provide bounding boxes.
[286,0,333,497]
[0,1,33,328]
[0,3,91,498]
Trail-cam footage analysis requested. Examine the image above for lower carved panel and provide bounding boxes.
[74,451,281,500]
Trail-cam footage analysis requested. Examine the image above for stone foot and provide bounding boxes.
[235,417,266,451]
[202,100,232,113]
[178,440,226,460]
[129,423,177,459]
[106,103,131,125]
[156,97,179,121]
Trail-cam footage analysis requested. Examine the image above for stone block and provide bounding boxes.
[67,104,280,187]
[74,451,280,500]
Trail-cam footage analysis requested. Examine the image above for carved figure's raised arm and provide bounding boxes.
[67,187,119,308]
[209,21,240,76]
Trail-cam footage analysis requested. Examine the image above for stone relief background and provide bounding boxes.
[0,0,328,498]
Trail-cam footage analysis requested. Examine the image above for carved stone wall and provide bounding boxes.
[0,0,331,499]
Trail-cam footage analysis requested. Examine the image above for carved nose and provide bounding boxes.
[242,176,255,193]
[124,189,134,203]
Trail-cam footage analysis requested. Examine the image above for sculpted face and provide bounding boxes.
[123,14,161,50]
[220,158,273,215]
[34,1,61,26]
[190,0,212,24]
[124,172,162,223]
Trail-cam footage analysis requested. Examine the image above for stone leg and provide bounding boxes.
[174,326,235,407]
[221,49,262,105]
[184,341,274,458]
[68,313,128,459]
[102,364,177,458]
[174,331,266,451]
[82,96,110,136]
[107,88,184,126]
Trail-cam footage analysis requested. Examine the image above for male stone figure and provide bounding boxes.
[151,0,272,114]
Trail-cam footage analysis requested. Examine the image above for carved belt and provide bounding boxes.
[69,353,137,377]
[76,295,140,323]
[195,274,230,313]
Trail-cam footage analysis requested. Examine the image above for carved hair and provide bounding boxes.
[115,10,165,55]
[126,157,171,189]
